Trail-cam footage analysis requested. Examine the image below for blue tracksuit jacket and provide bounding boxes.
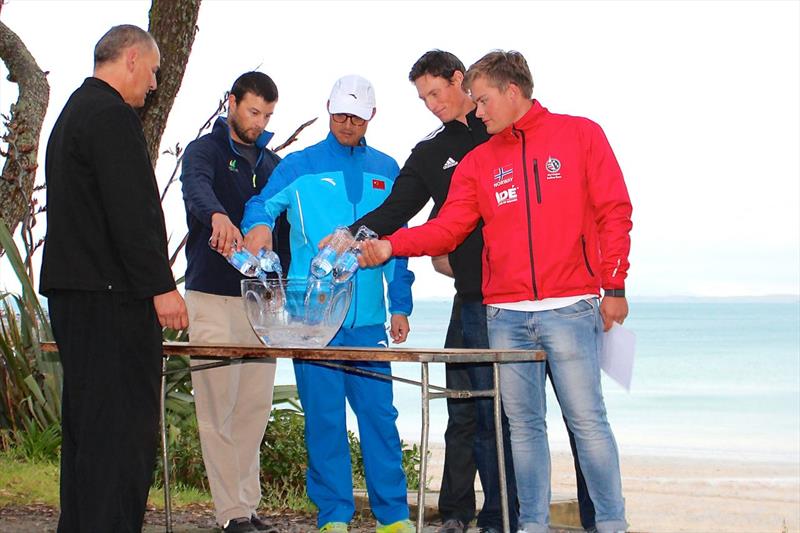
[241,132,414,328]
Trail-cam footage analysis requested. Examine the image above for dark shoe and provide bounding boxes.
[478,528,500,533]
[222,517,258,533]
[437,518,467,533]
[251,514,280,533]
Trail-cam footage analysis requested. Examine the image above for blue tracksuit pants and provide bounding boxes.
[293,324,409,527]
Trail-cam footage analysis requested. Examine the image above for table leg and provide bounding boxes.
[161,357,173,533]
[494,362,510,533]
[417,362,430,531]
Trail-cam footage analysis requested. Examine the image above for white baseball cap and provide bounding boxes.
[328,75,376,121]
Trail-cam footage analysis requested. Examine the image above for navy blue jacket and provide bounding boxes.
[181,117,290,296]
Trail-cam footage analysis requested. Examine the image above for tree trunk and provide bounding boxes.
[138,0,202,166]
[0,20,49,246]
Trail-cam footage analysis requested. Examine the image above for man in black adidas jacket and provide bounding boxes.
[350,51,596,533]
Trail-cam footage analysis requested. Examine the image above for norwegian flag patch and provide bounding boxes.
[372,179,385,190]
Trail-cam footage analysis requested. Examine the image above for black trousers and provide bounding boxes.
[49,290,163,533]
[437,296,478,524]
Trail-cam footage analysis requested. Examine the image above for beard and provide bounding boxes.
[229,115,259,144]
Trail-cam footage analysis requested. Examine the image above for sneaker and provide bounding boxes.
[250,514,279,533]
[479,529,501,533]
[437,518,467,533]
[319,522,349,533]
[222,517,258,533]
[376,519,416,533]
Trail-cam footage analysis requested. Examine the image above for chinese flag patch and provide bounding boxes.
[372,179,385,190]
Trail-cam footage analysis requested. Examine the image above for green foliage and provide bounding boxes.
[261,408,308,490]
[401,441,423,491]
[0,220,60,441]
[8,422,61,463]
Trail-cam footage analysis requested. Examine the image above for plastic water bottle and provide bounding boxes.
[310,227,354,279]
[331,225,377,284]
[257,248,282,276]
[209,237,268,280]
[228,248,266,280]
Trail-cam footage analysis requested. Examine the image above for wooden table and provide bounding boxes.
[44,341,546,533]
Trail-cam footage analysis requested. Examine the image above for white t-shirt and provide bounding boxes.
[490,294,598,312]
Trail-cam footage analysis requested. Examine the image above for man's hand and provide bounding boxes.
[389,314,410,344]
[318,233,332,250]
[357,239,392,268]
[431,254,454,278]
[153,289,189,331]
[209,213,243,257]
[600,296,628,332]
[243,225,273,255]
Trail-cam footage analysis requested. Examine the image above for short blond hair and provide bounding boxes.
[464,50,533,99]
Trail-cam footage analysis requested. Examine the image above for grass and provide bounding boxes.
[0,452,213,509]
[0,453,59,506]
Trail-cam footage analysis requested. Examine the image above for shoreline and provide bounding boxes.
[422,443,800,532]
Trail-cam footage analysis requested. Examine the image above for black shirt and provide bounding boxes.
[40,77,175,298]
[352,109,490,301]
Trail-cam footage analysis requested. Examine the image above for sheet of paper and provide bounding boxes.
[601,322,636,391]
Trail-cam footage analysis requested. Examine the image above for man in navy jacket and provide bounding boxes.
[180,72,289,533]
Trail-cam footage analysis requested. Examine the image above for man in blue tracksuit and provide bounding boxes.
[241,75,415,533]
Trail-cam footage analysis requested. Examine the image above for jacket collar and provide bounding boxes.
[212,116,275,155]
[443,107,484,133]
[324,131,368,155]
[499,99,548,142]
[85,77,125,103]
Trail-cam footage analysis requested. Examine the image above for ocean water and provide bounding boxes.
[274,299,800,463]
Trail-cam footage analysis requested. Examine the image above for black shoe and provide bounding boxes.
[251,514,280,533]
[222,517,258,533]
[437,518,467,533]
[478,529,501,533]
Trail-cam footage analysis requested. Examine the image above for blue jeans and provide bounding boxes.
[461,300,519,531]
[487,299,626,533]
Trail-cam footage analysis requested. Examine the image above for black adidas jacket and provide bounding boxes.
[352,109,489,301]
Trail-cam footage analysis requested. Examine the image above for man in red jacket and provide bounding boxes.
[359,50,631,533]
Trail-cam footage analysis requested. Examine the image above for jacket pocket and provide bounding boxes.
[581,234,595,277]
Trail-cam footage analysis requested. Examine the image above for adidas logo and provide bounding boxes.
[442,157,458,170]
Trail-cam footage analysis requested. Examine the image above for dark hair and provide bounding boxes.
[94,25,155,66]
[408,50,466,83]
[464,50,534,99]
[230,72,279,104]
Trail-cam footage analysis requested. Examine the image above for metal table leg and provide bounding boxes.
[417,362,430,531]
[161,357,173,533]
[494,362,510,533]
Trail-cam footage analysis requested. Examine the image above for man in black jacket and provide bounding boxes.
[349,50,514,533]
[40,25,188,533]
[180,72,289,533]
[350,51,596,533]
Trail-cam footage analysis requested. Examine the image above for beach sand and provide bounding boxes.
[424,444,800,532]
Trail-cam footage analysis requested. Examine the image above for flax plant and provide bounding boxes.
[0,219,59,454]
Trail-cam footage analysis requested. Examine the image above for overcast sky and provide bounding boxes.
[1,0,798,298]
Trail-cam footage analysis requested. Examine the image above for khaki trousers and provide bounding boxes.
[186,290,276,525]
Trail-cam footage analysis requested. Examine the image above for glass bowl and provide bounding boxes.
[241,278,352,348]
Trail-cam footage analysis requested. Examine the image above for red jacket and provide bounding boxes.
[388,100,632,305]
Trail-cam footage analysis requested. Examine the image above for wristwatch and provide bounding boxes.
[604,288,626,297]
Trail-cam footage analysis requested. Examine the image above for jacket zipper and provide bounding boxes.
[532,159,542,204]
[349,201,358,328]
[516,127,539,300]
[581,234,595,277]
